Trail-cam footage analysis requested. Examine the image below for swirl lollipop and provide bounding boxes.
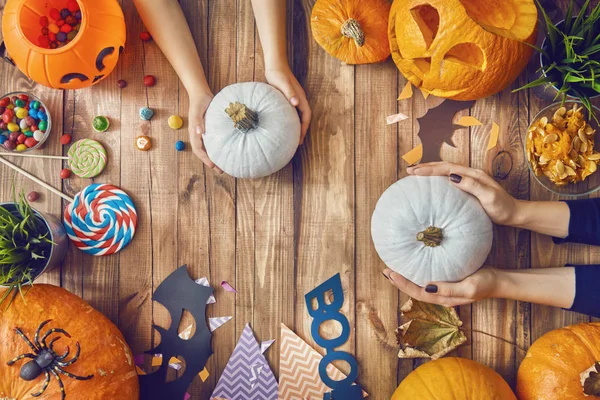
[63,183,138,256]
[68,139,107,178]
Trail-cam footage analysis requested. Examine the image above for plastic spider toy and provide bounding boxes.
[6,319,94,399]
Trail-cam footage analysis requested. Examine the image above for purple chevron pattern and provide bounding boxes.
[211,324,278,400]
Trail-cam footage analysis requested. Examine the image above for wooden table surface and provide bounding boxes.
[1,0,599,398]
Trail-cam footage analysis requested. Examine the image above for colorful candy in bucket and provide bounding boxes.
[0,93,50,152]
[1,0,126,89]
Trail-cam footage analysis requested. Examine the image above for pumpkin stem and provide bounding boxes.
[341,18,365,47]
[416,226,443,247]
[225,102,259,133]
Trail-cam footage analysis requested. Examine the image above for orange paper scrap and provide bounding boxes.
[136,366,146,375]
[456,116,483,127]
[398,81,413,100]
[198,367,210,382]
[420,88,430,99]
[278,324,367,399]
[386,112,409,125]
[151,355,162,367]
[402,144,423,165]
[487,122,500,151]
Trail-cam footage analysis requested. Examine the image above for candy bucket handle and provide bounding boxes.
[0,42,15,66]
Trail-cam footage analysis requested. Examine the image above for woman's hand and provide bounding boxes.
[188,93,222,173]
[383,267,500,307]
[265,66,312,144]
[407,162,522,226]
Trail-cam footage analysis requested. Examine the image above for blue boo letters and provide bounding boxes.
[305,273,363,400]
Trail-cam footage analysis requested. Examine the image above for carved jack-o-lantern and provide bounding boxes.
[388,0,537,100]
[2,0,126,90]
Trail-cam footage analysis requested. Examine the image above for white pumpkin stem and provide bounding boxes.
[225,102,259,133]
[341,18,365,47]
[416,226,443,247]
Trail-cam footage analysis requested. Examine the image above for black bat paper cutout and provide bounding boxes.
[417,99,475,163]
[139,265,213,400]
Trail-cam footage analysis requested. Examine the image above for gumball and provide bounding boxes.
[7,123,19,132]
[14,99,24,108]
[0,135,6,145]
[75,11,82,20]
[67,0,80,12]
[38,120,48,131]
[2,114,11,124]
[17,94,28,101]
[60,134,72,145]
[27,191,40,202]
[140,31,152,42]
[168,115,183,129]
[48,23,59,34]
[139,107,154,121]
[0,122,6,130]
[0,107,4,115]
[60,8,71,19]
[30,100,40,110]
[37,111,47,121]
[4,140,17,151]
[4,108,14,118]
[65,15,77,25]
[24,137,38,148]
[9,132,19,142]
[67,31,77,41]
[41,27,49,35]
[16,134,26,144]
[117,79,127,88]
[24,130,33,137]
[33,130,45,142]
[38,36,50,48]
[61,24,73,34]
[10,96,17,103]
[19,120,28,130]
[56,32,67,42]
[175,141,185,151]
[30,125,38,132]
[16,144,27,152]
[48,32,56,42]
[56,19,65,28]
[40,16,49,27]
[50,42,59,49]
[60,169,71,179]
[28,108,38,118]
[0,98,9,107]
[49,8,60,20]
[143,75,156,87]
[16,108,28,119]
[24,116,35,126]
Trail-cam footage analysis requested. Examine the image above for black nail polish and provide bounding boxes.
[425,284,438,293]
[382,272,390,280]
[449,174,462,183]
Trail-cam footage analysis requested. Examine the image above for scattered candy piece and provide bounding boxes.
[92,116,110,132]
[135,135,152,151]
[175,141,185,151]
[60,168,71,179]
[16,144,27,152]
[27,191,40,202]
[143,75,156,87]
[4,140,16,151]
[49,8,60,20]
[60,133,72,145]
[117,79,127,89]
[140,31,152,42]
[139,107,154,121]
[168,115,183,130]
[221,281,237,293]
[24,137,38,148]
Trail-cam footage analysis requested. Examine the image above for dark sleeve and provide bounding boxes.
[566,265,600,318]
[553,198,600,246]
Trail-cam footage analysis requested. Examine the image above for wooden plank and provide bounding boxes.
[354,60,400,398]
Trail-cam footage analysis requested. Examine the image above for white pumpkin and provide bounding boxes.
[203,82,301,179]
[371,176,493,286]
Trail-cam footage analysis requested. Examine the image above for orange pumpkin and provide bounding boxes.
[2,0,126,90]
[517,322,600,400]
[392,357,516,400]
[0,285,139,400]
[311,0,391,64]
[388,0,537,100]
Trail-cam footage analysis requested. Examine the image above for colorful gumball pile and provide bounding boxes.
[38,1,82,49]
[0,94,49,152]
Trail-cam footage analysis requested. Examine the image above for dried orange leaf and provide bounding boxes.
[402,144,422,165]
[398,81,413,100]
[487,122,500,151]
[456,116,483,127]
[396,298,467,360]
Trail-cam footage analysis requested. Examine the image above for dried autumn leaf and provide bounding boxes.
[395,298,467,360]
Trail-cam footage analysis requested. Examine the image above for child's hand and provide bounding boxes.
[188,93,223,173]
[265,67,311,144]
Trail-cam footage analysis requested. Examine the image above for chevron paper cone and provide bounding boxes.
[211,324,278,399]
[278,324,367,399]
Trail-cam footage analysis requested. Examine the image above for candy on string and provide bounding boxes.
[67,139,107,178]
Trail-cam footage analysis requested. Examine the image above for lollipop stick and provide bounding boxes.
[0,152,68,160]
[0,156,74,202]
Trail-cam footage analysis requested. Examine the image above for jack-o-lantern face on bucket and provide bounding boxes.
[2,0,126,90]
[388,0,537,100]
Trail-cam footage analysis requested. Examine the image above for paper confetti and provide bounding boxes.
[398,81,413,100]
[456,116,483,127]
[195,277,216,304]
[221,281,237,293]
[402,144,423,165]
[261,339,275,354]
[209,316,232,332]
[152,355,162,367]
[420,88,430,100]
[386,112,409,125]
[199,367,210,382]
[487,122,500,151]
[169,357,182,370]
[184,393,191,400]
[136,365,147,375]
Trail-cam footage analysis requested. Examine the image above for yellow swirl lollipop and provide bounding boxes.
[68,139,107,178]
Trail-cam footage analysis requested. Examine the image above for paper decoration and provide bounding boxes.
[199,367,210,382]
[139,266,214,400]
[184,393,191,400]
[398,81,413,100]
[221,281,237,293]
[260,339,275,354]
[179,324,194,340]
[402,144,423,165]
[195,277,216,304]
[209,316,232,332]
[487,122,500,151]
[278,324,367,399]
[211,324,278,400]
[420,88,430,100]
[456,116,483,127]
[136,366,147,375]
[386,112,409,125]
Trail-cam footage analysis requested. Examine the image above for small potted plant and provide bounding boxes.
[0,191,68,306]
[516,0,600,118]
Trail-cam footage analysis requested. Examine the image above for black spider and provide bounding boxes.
[6,319,94,400]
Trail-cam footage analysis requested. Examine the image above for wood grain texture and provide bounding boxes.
[2,0,600,398]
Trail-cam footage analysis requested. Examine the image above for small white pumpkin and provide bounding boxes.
[203,82,301,179]
[371,176,493,286]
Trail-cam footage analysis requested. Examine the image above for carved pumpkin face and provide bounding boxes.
[2,0,126,89]
[388,0,537,100]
